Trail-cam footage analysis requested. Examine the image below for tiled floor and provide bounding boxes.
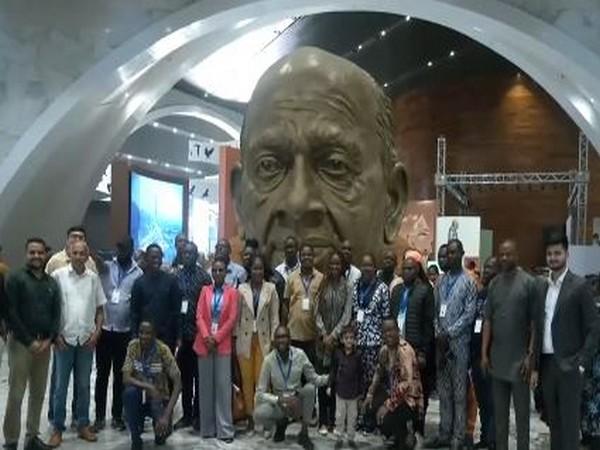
[0,351,555,449]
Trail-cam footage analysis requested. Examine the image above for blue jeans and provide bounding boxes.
[123,386,166,444]
[52,344,94,431]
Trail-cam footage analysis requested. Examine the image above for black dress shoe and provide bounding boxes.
[173,417,192,430]
[423,436,451,448]
[112,418,126,431]
[219,438,234,444]
[25,436,54,450]
[297,430,314,450]
[130,440,143,450]
[92,419,105,432]
[273,419,288,442]
[3,443,18,450]
[474,441,488,449]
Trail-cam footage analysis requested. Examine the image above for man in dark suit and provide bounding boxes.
[531,232,600,450]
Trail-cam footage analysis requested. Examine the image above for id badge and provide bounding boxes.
[474,319,483,334]
[180,299,189,314]
[211,321,219,334]
[356,310,365,323]
[302,297,310,311]
[440,304,447,318]
[110,290,120,304]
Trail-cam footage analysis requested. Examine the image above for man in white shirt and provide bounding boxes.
[275,236,300,282]
[48,241,106,447]
[531,232,600,450]
[340,240,361,290]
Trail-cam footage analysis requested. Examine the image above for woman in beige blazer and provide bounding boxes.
[236,254,280,433]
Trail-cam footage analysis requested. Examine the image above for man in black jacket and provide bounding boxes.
[390,256,434,438]
[531,232,600,450]
[3,238,60,450]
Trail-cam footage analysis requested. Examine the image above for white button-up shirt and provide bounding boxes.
[275,260,300,283]
[101,259,143,333]
[53,265,107,346]
[542,268,568,354]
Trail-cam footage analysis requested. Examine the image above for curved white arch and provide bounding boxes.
[137,105,242,141]
[0,0,599,261]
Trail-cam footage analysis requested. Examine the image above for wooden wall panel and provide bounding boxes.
[392,73,600,268]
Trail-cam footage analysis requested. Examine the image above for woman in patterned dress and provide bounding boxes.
[351,253,390,433]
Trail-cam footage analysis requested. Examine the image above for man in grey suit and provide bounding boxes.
[531,232,600,450]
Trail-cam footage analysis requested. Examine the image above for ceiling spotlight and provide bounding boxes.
[405,16,411,21]
[383,82,388,88]
[210,139,214,143]
[165,163,171,168]
[152,122,159,128]
[357,44,363,51]
[126,154,132,160]
[380,30,386,37]
[172,127,178,134]
[146,158,152,164]
[124,92,130,98]
[449,50,455,57]
[427,61,433,67]
[190,133,196,138]
[203,92,209,98]
[591,97,595,104]
[196,170,203,175]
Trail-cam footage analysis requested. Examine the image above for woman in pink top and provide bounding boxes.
[194,257,238,443]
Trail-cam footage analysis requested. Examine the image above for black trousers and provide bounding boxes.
[95,330,130,421]
[541,355,584,450]
[176,340,200,420]
[370,395,416,445]
[471,359,495,445]
[291,340,316,366]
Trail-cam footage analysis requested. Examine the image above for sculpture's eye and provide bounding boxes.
[254,154,286,190]
[320,153,351,177]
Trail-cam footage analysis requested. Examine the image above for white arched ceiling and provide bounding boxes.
[137,104,241,141]
[0,0,599,262]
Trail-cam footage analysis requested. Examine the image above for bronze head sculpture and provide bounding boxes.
[232,47,408,268]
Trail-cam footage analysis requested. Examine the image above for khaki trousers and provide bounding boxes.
[2,335,51,444]
[238,333,264,416]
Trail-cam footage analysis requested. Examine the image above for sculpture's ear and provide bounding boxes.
[231,163,243,221]
[384,161,408,243]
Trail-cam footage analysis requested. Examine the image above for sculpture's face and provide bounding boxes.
[234,48,406,268]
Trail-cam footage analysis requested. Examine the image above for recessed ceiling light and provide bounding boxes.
[146,159,152,164]
[165,27,172,33]
[591,97,595,104]
[380,30,386,37]
[405,16,411,21]
[383,82,388,88]
[126,154,132,160]
[190,133,196,138]
[172,127,178,134]
[203,92,209,98]
[427,61,433,67]
[197,170,203,175]
[357,44,363,51]
[449,50,456,57]
[152,122,159,128]
[165,163,171,168]
[210,139,214,143]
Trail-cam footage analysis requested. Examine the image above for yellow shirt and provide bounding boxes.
[45,249,97,275]
[285,268,323,342]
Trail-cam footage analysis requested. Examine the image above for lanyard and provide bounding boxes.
[276,350,293,390]
[358,280,376,309]
[443,274,460,300]
[212,289,224,319]
[301,274,312,297]
[140,342,157,381]
[399,287,411,314]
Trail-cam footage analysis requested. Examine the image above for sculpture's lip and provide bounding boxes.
[300,236,335,248]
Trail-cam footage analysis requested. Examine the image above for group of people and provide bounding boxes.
[0,226,599,450]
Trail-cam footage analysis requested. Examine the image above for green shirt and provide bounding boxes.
[5,267,61,346]
[122,338,180,400]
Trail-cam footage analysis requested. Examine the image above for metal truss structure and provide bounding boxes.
[435,132,590,244]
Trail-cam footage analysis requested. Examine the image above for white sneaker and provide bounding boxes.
[319,426,328,436]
